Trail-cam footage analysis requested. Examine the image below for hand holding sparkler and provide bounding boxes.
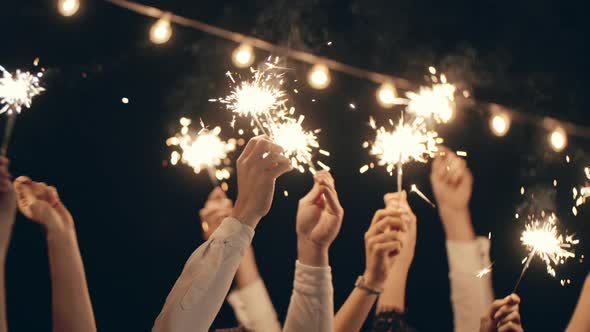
[430,146,475,241]
[383,191,417,272]
[296,171,344,267]
[199,187,233,240]
[231,136,292,228]
[480,294,523,332]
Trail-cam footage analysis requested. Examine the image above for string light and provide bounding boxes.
[308,64,331,90]
[376,83,397,108]
[232,44,255,68]
[149,16,172,44]
[490,112,511,137]
[58,0,80,17]
[549,127,567,152]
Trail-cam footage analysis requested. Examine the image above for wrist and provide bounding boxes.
[297,238,329,267]
[363,271,386,289]
[231,201,261,228]
[46,226,77,245]
[438,207,475,241]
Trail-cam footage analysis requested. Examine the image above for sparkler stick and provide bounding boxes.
[0,113,16,156]
[206,165,219,186]
[513,250,535,293]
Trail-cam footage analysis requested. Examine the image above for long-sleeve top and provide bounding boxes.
[446,236,494,332]
[227,261,334,332]
[153,217,254,332]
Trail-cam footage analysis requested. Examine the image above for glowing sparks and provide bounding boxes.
[0,66,44,115]
[410,184,436,207]
[269,115,327,174]
[364,116,441,174]
[221,67,287,122]
[167,118,236,182]
[405,80,456,123]
[519,214,578,278]
[476,263,494,278]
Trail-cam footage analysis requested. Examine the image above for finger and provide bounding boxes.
[488,298,509,318]
[300,181,323,205]
[266,154,293,179]
[499,311,521,326]
[367,231,403,251]
[208,187,227,201]
[494,304,519,321]
[506,293,521,305]
[239,135,266,161]
[371,209,404,226]
[367,216,406,237]
[498,322,523,332]
[374,241,403,256]
[13,178,36,218]
[321,184,343,216]
[314,170,335,189]
[204,197,233,210]
[383,191,408,207]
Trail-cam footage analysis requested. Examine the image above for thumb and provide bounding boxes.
[300,179,323,205]
[208,187,226,200]
[48,186,72,224]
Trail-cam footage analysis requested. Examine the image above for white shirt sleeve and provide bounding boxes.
[152,217,254,332]
[226,279,282,332]
[446,236,494,332]
[283,261,334,332]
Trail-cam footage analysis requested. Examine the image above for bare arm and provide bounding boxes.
[14,176,96,332]
[0,157,17,332]
[566,275,590,332]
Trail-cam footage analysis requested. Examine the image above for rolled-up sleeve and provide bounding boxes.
[227,279,282,332]
[283,261,333,332]
[446,236,494,332]
[152,218,254,332]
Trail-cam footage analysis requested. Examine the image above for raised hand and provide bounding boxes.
[13,176,74,235]
[199,187,233,240]
[480,294,523,332]
[430,146,473,212]
[363,205,408,288]
[383,191,417,272]
[231,135,292,228]
[296,171,344,266]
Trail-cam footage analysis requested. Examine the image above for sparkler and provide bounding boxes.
[410,184,436,207]
[405,81,456,123]
[513,214,579,292]
[476,262,494,278]
[363,115,442,201]
[269,114,329,174]
[166,118,236,185]
[0,66,44,155]
[219,64,287,135]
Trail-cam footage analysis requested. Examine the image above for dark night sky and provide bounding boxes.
[1,1,589,331]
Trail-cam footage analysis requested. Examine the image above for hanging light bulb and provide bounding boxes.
[232,44,255,68]
[490,112,511,137]
[549,127,567,152]
[58,0,80,17]
[376,83,397,108]
[308,64,331,90]
[150,16,173,44]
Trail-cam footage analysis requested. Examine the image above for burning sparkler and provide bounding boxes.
[476,262,494,278]
[166,118,236,185]
[410,184,436,207]
[513,213,578,291]
[0,66,44,155]
[363,115,442,200]
[405,81,456,123]
[269,114,329,174]
[218,64,287,135]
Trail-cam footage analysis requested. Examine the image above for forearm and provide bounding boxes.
[439,207,475,242]
[335,287,378,332]
[377,268,408,313]
[234,246,260,289]
[46,228,96,332]
[566,275,590,332]
[0,250,7,332]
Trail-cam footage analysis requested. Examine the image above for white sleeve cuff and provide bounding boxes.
[446,236,491,274]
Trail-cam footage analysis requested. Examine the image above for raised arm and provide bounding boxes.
[431,147,494,332]
[566,274,590,332]
[283,171,344,332]
[200,187,281,332]
[14,176,96,332]
[335,192,410,332]
[375,191,418,329]
[152,136,291,332]
[0,157,16,332]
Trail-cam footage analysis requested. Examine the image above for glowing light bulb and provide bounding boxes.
[150,18,172,44]
[549,127,567,152]
[490,112,511,137]
[308,64,331,90]
[58,0,80,17]
[376,83,397,108]
[232,44,255,68]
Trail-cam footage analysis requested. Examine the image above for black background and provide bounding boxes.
[1,1,589,331]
